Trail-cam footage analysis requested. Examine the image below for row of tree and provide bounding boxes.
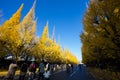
[81,0,120,71]
[0,2,78,64]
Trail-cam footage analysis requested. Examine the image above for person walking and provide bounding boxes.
[38,60,45,80]
[71,64,74,72]
[50,64,54,72]
[19,62,28,80]
[66,64,70,73]
[28,61,36,80]
[45,63,50,72]
[43,68,51,80]
[5,60,17,80]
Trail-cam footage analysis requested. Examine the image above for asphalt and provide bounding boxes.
[51,65,94,80]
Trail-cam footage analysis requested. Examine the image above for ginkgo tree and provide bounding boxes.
[0,2,36,61]
[31,22,62,63]
[63,48,78,64]
[45,38,63,63]
[18,1,36,59]
[31,22,78,64]
[0,2,78,64]
[31,22,49,61]
[81,0,120,69]
[0,4,23,60]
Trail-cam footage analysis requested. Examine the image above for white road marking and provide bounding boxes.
[52,70,62,75]
[70,71,76,77]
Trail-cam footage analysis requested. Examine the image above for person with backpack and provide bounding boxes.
[38,60,45,80]
[28,61,36,80]
[19,62,28,80]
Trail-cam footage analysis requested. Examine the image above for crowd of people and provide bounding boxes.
[4,60,75,80]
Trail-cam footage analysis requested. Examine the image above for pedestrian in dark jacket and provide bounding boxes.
[28,61,36,80]
[71,64,74,72]
[19,62,28,80]
[38,60,45,80]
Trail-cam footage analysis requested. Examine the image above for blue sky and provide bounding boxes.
[0,0,89,61]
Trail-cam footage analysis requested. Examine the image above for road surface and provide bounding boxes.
[50,65,94,80]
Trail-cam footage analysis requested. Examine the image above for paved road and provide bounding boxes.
[50,65,94,80]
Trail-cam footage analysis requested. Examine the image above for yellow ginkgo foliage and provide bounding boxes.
[0,4,23,59]
[45,38,63,63]
[31,22,78,64]
[0,2,36,61]
[0,1,78,64]
[63,49,78,64]
[20,1,36,45]
[32,22,49,60]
